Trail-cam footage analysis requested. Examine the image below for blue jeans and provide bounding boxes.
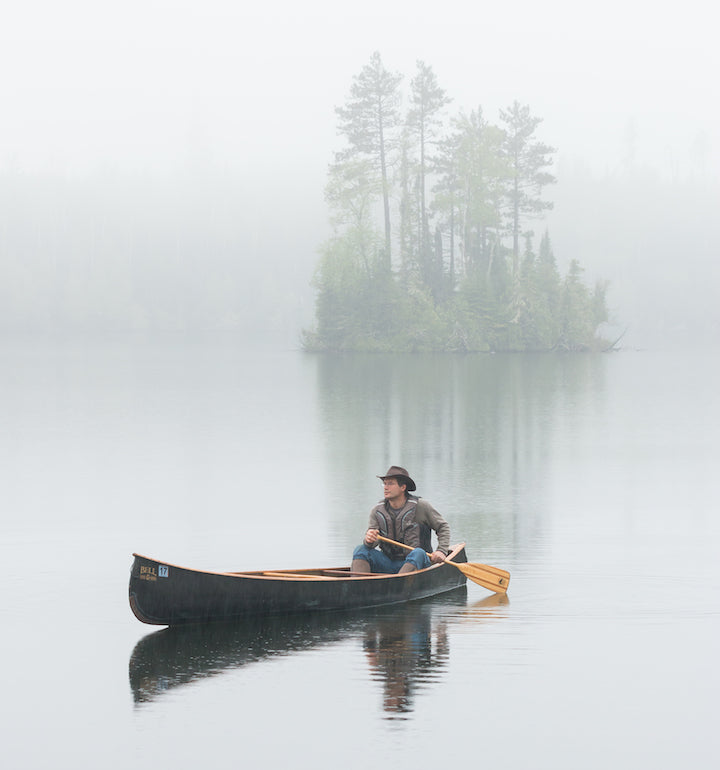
[352,544,431,573]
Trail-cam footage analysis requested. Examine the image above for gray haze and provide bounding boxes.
[2,1,718,346]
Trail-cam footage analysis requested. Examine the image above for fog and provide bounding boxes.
[2,1,718,346]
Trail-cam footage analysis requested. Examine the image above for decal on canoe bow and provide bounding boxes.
[138,564,157,581]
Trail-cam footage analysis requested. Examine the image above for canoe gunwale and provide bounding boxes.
[131,542,466,582]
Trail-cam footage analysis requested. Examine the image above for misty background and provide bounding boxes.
[2,1,718,347]
[3,7,720,765]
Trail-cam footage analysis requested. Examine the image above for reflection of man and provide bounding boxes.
[352,466,450,574]
[363,609,449,716]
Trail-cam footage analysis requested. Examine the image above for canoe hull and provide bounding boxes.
[129,545,468,626]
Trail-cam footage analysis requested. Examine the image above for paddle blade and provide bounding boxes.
[448,560,510,594]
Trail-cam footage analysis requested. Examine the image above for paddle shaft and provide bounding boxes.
[375,534,509,594]
[376,534,435,555]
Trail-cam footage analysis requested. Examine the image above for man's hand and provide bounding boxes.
[430,550,446,564]
[364,528,379,546]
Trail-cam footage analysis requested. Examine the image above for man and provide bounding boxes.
[351,466,451,574]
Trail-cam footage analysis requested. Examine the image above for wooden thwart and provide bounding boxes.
[261,571,334,580]
[376,535,510,594]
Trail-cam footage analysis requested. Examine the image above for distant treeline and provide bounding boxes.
[304,52,608,352]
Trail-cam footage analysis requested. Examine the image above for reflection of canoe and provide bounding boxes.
[129,543,468,626]
[129,590,468,706]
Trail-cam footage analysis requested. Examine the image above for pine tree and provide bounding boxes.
[445,108,507,279]
[499,101,556,277]
[406,61,451,294]
[559,259,593,350]
[537,230,562,346]
[335,52,402,271]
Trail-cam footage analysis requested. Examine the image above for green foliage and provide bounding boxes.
[557,260,609,351]
[306,54,610,354]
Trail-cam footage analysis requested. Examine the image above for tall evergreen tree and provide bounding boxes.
[499,101,556,276]
[406,61,451,292]
[559,259,594,350]
[397,129,418,280]
[431,130,462,287]
[445,108,507,279]
[537,230,562,345]
[335,52,402,271]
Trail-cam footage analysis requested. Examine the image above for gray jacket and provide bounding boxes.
[366,494,450,559]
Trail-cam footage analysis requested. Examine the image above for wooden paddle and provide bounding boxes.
[376,535,510,594]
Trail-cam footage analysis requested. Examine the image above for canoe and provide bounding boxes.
[129,543,469,626]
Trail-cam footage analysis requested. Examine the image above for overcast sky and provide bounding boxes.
[3,0,717,178]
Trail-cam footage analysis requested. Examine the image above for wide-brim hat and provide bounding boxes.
[377,465,416,492]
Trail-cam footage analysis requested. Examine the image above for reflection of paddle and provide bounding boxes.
[376,535,510,594]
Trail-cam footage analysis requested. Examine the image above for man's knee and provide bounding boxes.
[405,548,430,570]
[353,544,374,560]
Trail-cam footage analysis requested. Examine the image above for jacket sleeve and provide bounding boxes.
[364,509,380,547]
[416,500,451,554]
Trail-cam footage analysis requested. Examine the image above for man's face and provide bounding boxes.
[382,477,406,502]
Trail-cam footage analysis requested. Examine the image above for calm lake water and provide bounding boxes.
[1,334,718,768]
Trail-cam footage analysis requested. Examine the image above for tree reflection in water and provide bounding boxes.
[129,588,508,715]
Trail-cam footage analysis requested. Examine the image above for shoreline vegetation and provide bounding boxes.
[303,52,609,353]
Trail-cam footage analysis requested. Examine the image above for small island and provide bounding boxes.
[304,53,608,353]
